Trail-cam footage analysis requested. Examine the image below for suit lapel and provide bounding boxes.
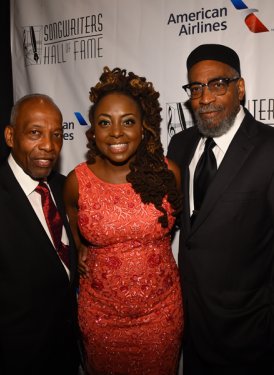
[181,130,201,236]
[49,175,77,283]
[190,112,257,234]
[0,162,54,248]
[0,162,72,281]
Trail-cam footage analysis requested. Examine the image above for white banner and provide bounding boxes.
[11,0,274,174]
[10,0,274,261]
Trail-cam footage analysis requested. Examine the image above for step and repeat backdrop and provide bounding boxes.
[10,0,274,259]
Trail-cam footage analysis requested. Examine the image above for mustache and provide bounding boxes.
[196,104,224,114]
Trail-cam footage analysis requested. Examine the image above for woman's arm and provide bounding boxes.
[63,170,88,276]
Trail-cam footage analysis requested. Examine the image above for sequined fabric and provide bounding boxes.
[75,162,183,375]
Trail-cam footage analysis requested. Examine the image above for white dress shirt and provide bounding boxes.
[189,106,245,216]
[8,154,70,276]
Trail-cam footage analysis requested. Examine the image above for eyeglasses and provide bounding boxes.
[182,77,240,100]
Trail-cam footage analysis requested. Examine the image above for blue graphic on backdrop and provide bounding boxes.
[74,112,88,126]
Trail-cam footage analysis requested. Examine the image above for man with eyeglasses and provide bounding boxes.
[167,44,274,375]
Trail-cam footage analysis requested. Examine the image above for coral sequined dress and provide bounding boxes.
[75,162,183,375]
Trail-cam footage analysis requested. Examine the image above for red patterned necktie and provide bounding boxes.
[35,181,70,269]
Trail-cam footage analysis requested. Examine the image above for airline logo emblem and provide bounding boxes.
[231,0,269,33]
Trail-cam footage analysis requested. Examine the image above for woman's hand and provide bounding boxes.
[78,244,89,277]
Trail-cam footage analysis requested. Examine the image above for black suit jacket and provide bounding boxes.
[167,109,274,365]
[0,161,80,375]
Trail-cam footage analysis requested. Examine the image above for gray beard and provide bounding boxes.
[194,104,239,137]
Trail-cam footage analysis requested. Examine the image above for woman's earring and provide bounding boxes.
[142,134,144,140]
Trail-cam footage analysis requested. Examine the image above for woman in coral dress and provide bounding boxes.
[64,67,183,375]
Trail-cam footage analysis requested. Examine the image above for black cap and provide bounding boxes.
[186,44,241,75]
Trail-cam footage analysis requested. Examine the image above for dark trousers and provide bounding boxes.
[182,335,273,375]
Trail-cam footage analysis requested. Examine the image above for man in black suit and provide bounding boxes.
[167,44,274,374]
[0,94,80,374]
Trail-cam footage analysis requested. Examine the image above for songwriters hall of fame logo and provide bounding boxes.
[23,26,42,65]
[166,102,193,144]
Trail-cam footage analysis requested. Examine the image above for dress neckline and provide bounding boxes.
[83,162,130,187]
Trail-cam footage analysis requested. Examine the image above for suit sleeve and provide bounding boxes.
[167,134,181,165]
[267,171,274,226]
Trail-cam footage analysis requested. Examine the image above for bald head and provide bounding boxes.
[5,93,63,180]
[10,94,62,126]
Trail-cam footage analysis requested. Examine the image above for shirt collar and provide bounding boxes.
[213,106,245,154]
[8,154,41,196]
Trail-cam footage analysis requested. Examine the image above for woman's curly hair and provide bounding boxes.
[86,66,182,228]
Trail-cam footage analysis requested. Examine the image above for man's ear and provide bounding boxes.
[4,125,14,148]
[237,77,245,102]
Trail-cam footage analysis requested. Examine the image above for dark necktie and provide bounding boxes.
[193,137,217,214]
[35,182,70,269]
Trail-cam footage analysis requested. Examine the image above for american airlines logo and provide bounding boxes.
[230,0,269,33]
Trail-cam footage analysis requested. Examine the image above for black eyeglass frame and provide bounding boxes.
[182,77,240,99]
